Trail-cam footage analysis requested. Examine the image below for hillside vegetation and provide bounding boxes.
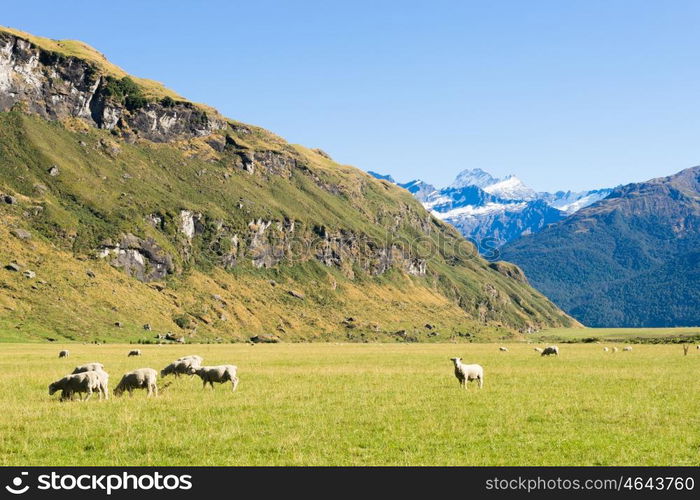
[0,28,577,342]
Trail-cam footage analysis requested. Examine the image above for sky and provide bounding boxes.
[3,0,700,191]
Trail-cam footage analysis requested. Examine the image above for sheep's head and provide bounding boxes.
[113,385,124,397]
[48,382,59,395]
[450,357,461,366]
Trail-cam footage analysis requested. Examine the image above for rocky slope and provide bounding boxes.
[0,27,578,342]
[501,166,700,327]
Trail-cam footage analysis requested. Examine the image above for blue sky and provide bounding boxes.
[3,0,700,191]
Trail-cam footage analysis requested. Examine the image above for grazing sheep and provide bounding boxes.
[58,350,69,358]
[612,347,619,352]
[499,347,508,352]
[176,355,203,367]
[193,365,239,391]
[533,347,544,353]
[72,362,105,374]
[114,368,158,397]
[623,346,633,352]
[128,349,142,357]
[683,345,689,356]
[160,360,197,378]
[696,345,699,350]
[603,347,609,352]
[93,369,110,400]
[48,371,101,401]
[541,346,559,356]
[449,357,484,389]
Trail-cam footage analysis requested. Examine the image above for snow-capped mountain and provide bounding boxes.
[398,179,437,202]
[537,189,613,214]
[368,169,613,252]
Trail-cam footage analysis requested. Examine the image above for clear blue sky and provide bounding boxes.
[4,0,700,191]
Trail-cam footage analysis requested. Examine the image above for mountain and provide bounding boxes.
[0,27,577,342]
[538,188,613,214]
[367,171,396,183]
[372,167,612,249]
[398,179,436,202]
[501,166,700,327]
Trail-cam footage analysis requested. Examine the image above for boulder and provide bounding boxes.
[11,229,32,240]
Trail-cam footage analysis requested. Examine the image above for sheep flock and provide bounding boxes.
[49,352,239,402]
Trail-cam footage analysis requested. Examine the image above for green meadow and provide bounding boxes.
[0,342,697,466]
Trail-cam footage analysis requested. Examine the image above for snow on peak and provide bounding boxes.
[450,168,499,189]
[482,175,537,201]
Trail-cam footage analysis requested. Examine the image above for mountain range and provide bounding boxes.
[0,27,577,342]
[501,166,700,327]
[369,168,613,251]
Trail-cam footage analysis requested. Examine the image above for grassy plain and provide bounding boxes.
[0,342,697,466]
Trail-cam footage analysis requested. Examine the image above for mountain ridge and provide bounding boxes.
[501,166,700,327]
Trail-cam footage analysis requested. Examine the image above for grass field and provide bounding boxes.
[0,342,697,466]
[537,327,700,343]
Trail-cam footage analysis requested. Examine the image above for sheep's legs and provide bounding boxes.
[231,377,239,392]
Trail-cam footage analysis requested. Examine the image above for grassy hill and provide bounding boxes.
[0,28,578,342]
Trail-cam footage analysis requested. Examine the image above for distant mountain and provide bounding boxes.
[501,166,700,327]
[367,171,396,183]
[371,167,612,249]
[398,179,436,201]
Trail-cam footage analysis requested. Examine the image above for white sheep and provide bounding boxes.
[48,371,101,401]
[114,368,158,397]
[612,347,619,352]
[499,347,508,352]
[177,355,203,366]
[161,360,197,378]
[450,357,484,389]
[603,347,609,352]
[541,346,559,356]
[58,350,69,358]
[93,369,110,400]
[533,347,544,353]
[128,349,142,357]
[623,346,633,352]
[193,365,239,391]
[72,362,105,374]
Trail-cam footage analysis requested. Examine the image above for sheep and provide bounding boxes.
[48,371,101,402]
[499,347,508,352]
[161,360,197,378]
[93,369,110,400]
[72,362,105,374]
[623,346,633,352]
[541,346,559,356]
[193,365,239,391]
[449,357,483,389]
[128,349,142,357]
[612,347,619,352]
[114,368,158,397]
[58,350,69,358]
[533,347,544,353]
[603,347,609,352]
[176,355,203,367]
[683,345,689,356]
